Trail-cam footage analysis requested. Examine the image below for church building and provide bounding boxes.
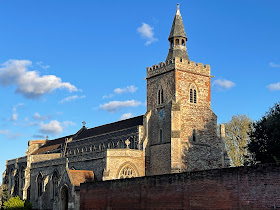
[2,4,229,210]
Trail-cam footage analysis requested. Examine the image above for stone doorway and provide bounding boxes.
[60,185,68,210]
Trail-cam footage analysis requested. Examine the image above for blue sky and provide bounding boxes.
[1,0,280,180]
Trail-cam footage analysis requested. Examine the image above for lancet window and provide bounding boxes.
[190,84,197,104]
[158,88,164,105]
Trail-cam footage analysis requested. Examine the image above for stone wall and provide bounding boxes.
[80,164,280,209]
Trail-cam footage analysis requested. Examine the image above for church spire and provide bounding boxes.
[166,4,189,61]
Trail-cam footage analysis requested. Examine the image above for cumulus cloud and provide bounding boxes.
[103,85,137,99]
[213,79,236,89]
[39,120,76,135]
[119,113,133,121]
[137,23,158,45]
[100,100,141,113]
[269,62,280,68]
[33,112,52,121]
[0,59,78,99]
[114,85,138,94]
[267,82,280,91]
[59,95,86,104]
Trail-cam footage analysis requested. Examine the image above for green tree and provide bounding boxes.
[0,184,11,206]
[2,196,32,210]
[224,115,253,166]
[248,102,280,164]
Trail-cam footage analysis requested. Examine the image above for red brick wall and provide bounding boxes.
[80,164,280,209]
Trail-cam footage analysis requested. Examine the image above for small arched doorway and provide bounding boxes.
[60,185,69,210]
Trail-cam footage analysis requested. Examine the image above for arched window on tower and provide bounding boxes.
[175,39,179,45]
[171,40,174,48]
[158,88,164,105]
[182,39,185,46]
[190,89,193,103]
[190,85,197,104]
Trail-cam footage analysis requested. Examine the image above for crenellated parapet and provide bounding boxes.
[146,57,211,79]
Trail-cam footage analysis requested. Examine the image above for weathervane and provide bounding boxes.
[82,121,86,127]
[46,135,49,140]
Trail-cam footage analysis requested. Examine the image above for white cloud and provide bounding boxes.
[103,85,137,99]
[33,112,52,121]
[59,95,86,103]
[267,82,280,91]
[102,94,114,99]
[9,113,18,121]
[119,113,133,121]
[36,61,50,69]
[114,85,138,94]
[9,103,24,121]
[39,120,75,135]
[0,59,78,99]
[0,129,22,139]
[213,79,236,89]
[100,100,141,113]
[137,23,158,45]
[269,62,280,68]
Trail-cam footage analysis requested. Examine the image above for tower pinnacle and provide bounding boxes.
[166,4,189,61]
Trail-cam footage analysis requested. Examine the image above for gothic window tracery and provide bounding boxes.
[119,165,137,179]
[52,171,58,198]
[37,173,43,197]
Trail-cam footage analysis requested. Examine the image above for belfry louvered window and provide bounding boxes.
[190,85,197,104]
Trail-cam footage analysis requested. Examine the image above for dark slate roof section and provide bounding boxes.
[31,134,73,155]
[74,115,144,140]
[168,5,187,40]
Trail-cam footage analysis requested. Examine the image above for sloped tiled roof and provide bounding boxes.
[74,115,144,140]
[31,115,143,154]
[68,170,94,186]
[31,134,73,155]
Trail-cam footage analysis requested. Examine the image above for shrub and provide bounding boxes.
[2,196,32,210]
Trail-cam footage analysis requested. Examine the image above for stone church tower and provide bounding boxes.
[145,4,228,175]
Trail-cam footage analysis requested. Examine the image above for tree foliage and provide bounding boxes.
[224,115,252,166]
[0,185,11,206]
[1,196,32,210]
[248,102,280,164]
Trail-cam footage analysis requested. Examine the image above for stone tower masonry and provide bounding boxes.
[145,4,228,176]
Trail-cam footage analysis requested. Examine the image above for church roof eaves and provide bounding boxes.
[74,115,144,141]
[31,134,73,155]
